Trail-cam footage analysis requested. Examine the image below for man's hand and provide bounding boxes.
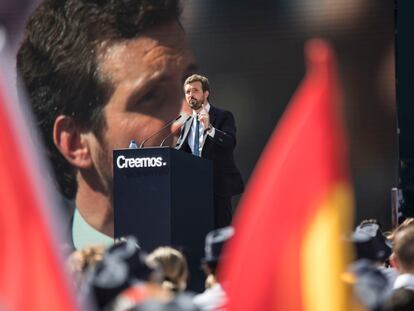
[198,108,210,130]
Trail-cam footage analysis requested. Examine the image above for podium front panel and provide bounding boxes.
[113,148,173,249]
[113,147,213,291]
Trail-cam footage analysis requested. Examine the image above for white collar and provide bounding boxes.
[393,273,414,291]
[192,102,210,116]
[72,208,114,250]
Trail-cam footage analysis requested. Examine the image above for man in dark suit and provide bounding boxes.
[176,74,244,228]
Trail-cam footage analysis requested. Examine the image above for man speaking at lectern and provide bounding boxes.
[176,74,244,228]
[17,0,196,249]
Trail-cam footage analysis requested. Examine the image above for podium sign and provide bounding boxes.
[113,147,213,291]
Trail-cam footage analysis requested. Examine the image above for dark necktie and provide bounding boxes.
[193,116,200,157]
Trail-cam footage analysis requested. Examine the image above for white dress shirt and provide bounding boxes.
[193,283,227,311]
[72,208,114,250]
[188,102,215,155]
[393,273,414,291]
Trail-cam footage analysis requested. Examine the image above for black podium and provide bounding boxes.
[113,147,213,291]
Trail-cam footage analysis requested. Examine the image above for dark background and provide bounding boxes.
[181,0,397,229]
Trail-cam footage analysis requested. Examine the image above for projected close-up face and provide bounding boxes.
[89,21,195,191]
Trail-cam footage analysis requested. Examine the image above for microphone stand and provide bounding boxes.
[139,115,182,148]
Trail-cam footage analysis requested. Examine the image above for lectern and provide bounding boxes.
[113,147,213,291]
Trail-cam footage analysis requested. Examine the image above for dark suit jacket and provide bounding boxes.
[175,105,244,197]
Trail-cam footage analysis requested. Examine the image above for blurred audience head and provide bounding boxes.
[345,259,392,311]
[202,226,234,271]
[391,226,414,274]
[200,226,234,289]
[388,218,414,244]
[351,220,392,263]
[83,236,161,309]
[381,288,414,311]
[146,246,189,293]
[67,244,106,288]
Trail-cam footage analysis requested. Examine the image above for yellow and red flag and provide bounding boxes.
[220,39,358,311]
[0,62,78,310]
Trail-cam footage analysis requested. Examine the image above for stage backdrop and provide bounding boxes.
[181,0,397,228]
[6,0,397,228]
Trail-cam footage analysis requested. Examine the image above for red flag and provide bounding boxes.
[220,39,359,311]
[0,68,78,310]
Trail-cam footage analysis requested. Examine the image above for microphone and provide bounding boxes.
[160,115,192,147]
[128,140,138,149]
[139,114,182,148]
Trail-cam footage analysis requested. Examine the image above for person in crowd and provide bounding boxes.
[193,226,234,311]
[91,238,197,311]
[67,244,106,289]
[345,259,391,311]
[146,246,189,293]
[17,0,196,248]
[175,74,244,228]
[380,226,414,311]
[381,287,414,311]
[82,237,163,310]
[390,226,414,290]
[347,220,395,310]
[352,220,395,281]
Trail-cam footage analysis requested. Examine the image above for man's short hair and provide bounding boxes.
[184,74,210,93]
[394,226,414,272]
[17,0,181,199]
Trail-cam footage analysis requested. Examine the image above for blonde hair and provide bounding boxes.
[204,274,217,289]
[146,247,188,292]
[388,218,414,243]
[393,226,414,272]
[184,74,210,93]
[67,245,106,286]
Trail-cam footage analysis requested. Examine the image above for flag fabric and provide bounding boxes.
[220,39,359,311]
[0,63,78,310]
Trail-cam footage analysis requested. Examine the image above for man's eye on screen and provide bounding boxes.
[141,88,170,113]
[141,89,158,103]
